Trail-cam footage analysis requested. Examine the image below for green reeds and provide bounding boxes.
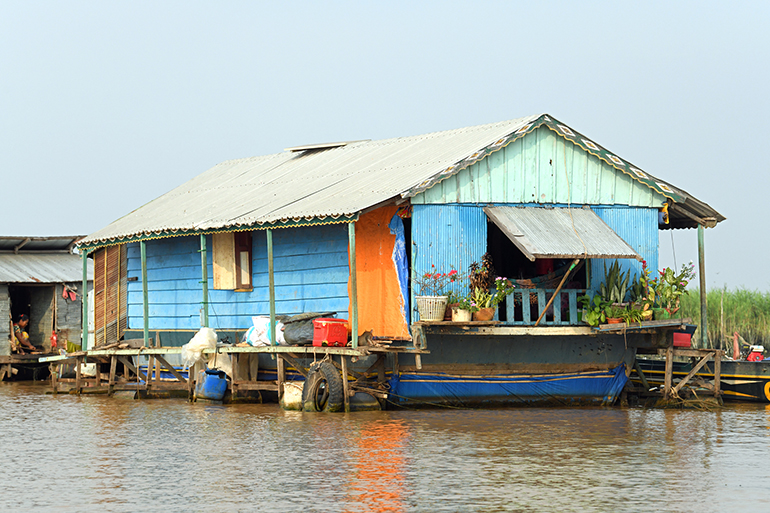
[680,287,770,349]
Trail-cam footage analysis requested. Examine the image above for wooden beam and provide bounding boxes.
[633,359,650,392]
[154,354,187,383]
[280,353,308,378]
[672,353,713,394]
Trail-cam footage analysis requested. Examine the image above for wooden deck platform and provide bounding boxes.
[40,341,427,411]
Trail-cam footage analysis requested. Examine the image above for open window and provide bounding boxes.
[483,206,640,325]
[213,231,253,291]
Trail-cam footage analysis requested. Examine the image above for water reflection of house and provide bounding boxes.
[75,114,723,406]
[1,236,93,355]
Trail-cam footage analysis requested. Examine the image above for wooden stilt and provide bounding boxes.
[75,356,82,394]
[341,355,350,413]
[276,355,285,400]
[663,343,674,400]
[714,350,722,399]
[109,356,117,395]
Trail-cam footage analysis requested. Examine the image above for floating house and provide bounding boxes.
[73,114,724,407]
[1,236,93,379]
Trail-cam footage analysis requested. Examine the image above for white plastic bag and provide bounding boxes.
[181,327,217,369]
[207,352,233,378]
[244,316,286,346]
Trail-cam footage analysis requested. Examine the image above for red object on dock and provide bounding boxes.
[673,332,691,348]
[312,318,348,347]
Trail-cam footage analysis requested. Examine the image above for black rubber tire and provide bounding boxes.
[302,360,344,412]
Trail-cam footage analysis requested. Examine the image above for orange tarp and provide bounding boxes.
[349,206,410,339]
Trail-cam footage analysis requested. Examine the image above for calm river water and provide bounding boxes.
[2,381,770,513]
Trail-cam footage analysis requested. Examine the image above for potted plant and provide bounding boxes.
[451,294,478,322]
[600,261,631,305]
[630,260,655,321]
[655,262,696,319]
[604,305,627,324]
[413,266,462,321]
[578,294,610,327]
[470,277,515,321]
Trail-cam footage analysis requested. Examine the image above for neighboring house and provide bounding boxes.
[74,114,724,405]
[0,236,93,355]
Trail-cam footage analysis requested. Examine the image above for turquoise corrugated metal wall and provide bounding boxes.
[413,126,666,208]
[411,204,487,321]
[126,224,350,330]
[589,206,659,297]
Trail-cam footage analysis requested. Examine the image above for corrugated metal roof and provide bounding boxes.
[483,206,641,261]
[79,115,542,246]
[79,113,724,247]
[0,253,93,283]
[0,236,84,253]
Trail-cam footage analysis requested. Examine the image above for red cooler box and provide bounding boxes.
[673,332,692,348]
[312,318,348,347]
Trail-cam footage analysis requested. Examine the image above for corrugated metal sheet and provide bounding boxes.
[0,253,94,283]
[80,115,541,246]
[411,205,487,319]
[0,236,84,253]
[483,206,640,261]
[79,114,724,248]
[590,206,658,293]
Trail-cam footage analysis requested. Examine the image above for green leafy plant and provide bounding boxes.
[600,261,631,304]
[630,259,655,312]
[657,262,696,314]
[621,307,644,324]
[578,294,610,326]
[472,287,494,308]
[604,305,628,320]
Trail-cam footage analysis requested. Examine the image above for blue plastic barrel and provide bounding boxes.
[194,369,228,401]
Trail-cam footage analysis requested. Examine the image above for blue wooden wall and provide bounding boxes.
[126,223,350,330]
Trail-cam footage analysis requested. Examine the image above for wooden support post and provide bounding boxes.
[154,332,161,384]
[75,356,82,394]
[348,222,359,348]
[276,354,285,400]
[415,353,422,370]
[341,355,351,413]
[49,364,58,394]
[188,361,198,401]
[141,241,149,348]
[267,229,276,346]
[672,352,713,395]
[109,356,117,395]
[663,343,674,400]
[714,350,721,398]
[698,224,709,349]
[393,352,399,378]
[200,234,209,327]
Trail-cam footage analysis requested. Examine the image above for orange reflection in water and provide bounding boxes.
[345,419,409,513]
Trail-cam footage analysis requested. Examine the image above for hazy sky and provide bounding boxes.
[1,2,767,290]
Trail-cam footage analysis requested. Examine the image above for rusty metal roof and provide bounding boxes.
[79,114,724,248]
[483,206,641,261]
[0,253,93,283]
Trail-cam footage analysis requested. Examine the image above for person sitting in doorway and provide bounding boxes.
[12,314,39,354]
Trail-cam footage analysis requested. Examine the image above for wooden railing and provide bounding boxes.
[503,288,586,326]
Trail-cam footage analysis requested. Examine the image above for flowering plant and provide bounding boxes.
[656,261,696,313]
[453,294,480,313]
[631,259,655,311]
[471,277,515,308]
[413,266,461,296]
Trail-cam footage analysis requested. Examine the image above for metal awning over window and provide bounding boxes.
[483,206,641,262]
